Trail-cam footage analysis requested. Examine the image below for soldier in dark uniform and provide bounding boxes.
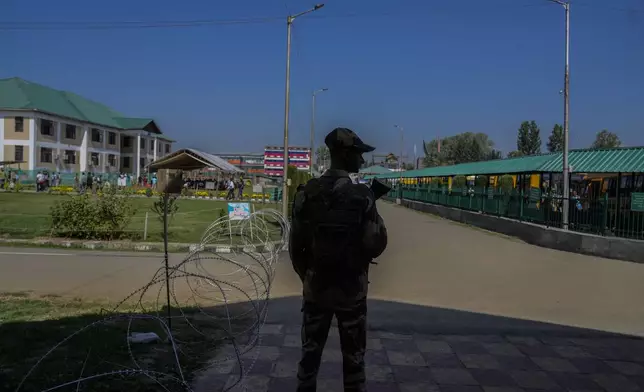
[289,127,388,392]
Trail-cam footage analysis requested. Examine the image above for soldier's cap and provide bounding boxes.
[324,128,375,153]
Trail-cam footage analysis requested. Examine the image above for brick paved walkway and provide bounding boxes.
[194,323,644,392]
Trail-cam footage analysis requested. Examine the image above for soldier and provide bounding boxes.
[290,127,388,392]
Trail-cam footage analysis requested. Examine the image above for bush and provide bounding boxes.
[48,186,75,195]
[50,188,136,240]
[475,175,488,188]
[287,165,312,206]
[499,174,515,194]
[430,177,443,187]
[452,175,467,189]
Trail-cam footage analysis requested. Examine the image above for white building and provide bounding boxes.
[0,77,174,179]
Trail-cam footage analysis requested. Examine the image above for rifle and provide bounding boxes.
[370,178,391,200]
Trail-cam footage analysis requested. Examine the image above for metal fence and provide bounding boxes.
[391,185,644,241]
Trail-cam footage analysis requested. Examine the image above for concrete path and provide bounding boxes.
[195,322,644,392]
[3,201,643,336]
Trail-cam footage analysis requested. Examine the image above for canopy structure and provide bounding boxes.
[147,148,243,172]
[366,146,644,180]
[359,165,392,175]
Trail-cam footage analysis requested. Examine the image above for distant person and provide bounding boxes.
[238,178,245,199]
[86,172,93,193]
[290,127,388,392]
[36,171,44,192]
[226,178,235,200]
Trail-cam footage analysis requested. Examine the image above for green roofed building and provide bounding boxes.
[359,165,392,175]
[0,77,175,179]
[366,147,644,180]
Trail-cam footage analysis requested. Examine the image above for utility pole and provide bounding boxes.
[310,88,328,176]
[394,124,404,204]
[548,0,570,229]
[281,4,325,217]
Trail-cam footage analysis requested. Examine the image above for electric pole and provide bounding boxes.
[548,0,571,229]
[281,4,325,217]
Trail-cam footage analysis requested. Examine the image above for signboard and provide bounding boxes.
[228,203,251,221]
[529,187,541,202]
[631,193,644,212]
[487,187,495,200]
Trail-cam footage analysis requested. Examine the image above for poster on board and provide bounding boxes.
[228,203,251,221]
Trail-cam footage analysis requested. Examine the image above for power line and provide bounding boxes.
[0,2,641,31]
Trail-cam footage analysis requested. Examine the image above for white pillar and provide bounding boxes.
[80,126,88,172]
[153,138,157,161]
[136,134,141,180]
[0,116,4,162]
[28,118,36,170]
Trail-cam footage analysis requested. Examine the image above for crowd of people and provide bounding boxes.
[183,176,246,200]
[0,168,159,193]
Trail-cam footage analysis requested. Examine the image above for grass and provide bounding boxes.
[0,291,232,392]
[0,192,281,243]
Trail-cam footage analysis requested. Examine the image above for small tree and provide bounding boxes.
[452,175,467,189]
[475,175,488,188]
[591,130,621,149]
[507,150,524,158]
[547,124,564,153]
[517,121,541,156]
[499,175,515,194]
[152,193,179,225]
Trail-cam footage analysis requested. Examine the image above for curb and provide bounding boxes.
[0,238,283,253]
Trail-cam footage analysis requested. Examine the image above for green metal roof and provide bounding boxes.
[359,165,392,175]
[372,153,557,179]
[0,77,163,134]
[368,147,644,179]
[538,147,644,173]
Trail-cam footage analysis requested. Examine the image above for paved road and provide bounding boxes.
[2,201,644,337]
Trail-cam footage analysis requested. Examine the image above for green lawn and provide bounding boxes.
[0,192,281,243]
[0,292,229,392]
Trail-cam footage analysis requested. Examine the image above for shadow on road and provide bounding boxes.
[3,293,644,391]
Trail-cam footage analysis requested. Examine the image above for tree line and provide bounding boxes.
[421,124,622,168]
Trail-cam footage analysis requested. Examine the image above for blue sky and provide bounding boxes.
[1,0,642,158]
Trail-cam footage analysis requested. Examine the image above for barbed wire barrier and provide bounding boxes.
[15,208,289,392]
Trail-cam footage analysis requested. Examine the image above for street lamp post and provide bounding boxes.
[548,0,571,229]
[310,88,328,176]
[394,124,403,205]
[281,4,325,217]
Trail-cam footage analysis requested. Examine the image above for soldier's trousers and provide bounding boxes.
[297,298,367,392]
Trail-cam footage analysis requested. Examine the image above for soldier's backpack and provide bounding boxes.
[299,176,372,281]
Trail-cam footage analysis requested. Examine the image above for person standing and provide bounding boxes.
[290,128,388,392]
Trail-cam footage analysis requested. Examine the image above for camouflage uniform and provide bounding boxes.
[289,128,388,392]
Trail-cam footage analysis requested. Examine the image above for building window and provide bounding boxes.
[40,147,53,163]
[140,139,146,150]
[122,136,131,148]
[65,124,76,139]
[157,141,162,153]
[14,146,24,161]
[165,144,170,154]
[90,152,100,167]
[40,120,54,136]
[15,117,24,132]
[91,128,102,143]
[64,150,76,164]
[108,154,116,167]
[108,132,116,145]
[140,157,145,168]
[123,157,131,168]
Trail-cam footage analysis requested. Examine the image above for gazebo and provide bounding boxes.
[147,148,243,190]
